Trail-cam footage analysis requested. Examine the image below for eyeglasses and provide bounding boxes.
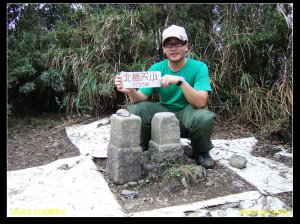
[164,41,187,48]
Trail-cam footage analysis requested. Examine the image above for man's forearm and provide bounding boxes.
[180,81,208,108]
[128,89,148,104]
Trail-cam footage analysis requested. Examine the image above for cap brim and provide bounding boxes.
[162,35,185,44]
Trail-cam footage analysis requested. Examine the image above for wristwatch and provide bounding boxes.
[177,76,185,86]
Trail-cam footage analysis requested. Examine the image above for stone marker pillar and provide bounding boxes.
[149,112,183,162]
[106,110,142,184]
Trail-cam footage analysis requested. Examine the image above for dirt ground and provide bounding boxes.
[6,113,293,214]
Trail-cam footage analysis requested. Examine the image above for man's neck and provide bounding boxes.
[168,57,187,72]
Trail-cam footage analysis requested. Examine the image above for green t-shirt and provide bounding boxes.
[139,57,211,112]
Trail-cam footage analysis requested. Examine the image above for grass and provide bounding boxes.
[165,164,198,179]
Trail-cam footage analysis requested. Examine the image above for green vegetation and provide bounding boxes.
[165,164,198,179]
[7,3,293,142]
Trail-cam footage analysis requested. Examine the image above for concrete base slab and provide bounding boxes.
[128,191,292,217]
[210,138,293,194]
[66,118,110,158]
[7,119,293,217]
[7,155,124,217]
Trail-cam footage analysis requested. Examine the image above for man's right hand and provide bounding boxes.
[115,75,131,94]
[115,74,149,103]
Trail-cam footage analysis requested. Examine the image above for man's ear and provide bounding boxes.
[186,43,189,51]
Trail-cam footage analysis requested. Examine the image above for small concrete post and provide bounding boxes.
[149,112,183,162]
[106,110,142,184]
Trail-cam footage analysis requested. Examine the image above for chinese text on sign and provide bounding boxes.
[120,71,161,88]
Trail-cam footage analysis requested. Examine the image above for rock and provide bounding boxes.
[128,181,138,187]
[181,175,190,189]
[116,109,130,117]
[273,153,281,160]
[205,180,214,187]
[180,166,206,189]
[188,166,207,185]
[121,190,139,199]
[97,118,111,127]
[232,180,245,189]
[183,144,193,157]
[142,161,166,181]
[220,202,240,210]
[164,180,183,193]
[138,180,144,185]
[52,141,61,149]
[229,154,247,169]
[57,164,69,170]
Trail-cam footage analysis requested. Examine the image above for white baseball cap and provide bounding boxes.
[162,25,188,45]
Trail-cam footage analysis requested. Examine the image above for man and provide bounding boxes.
[114,25,216,169]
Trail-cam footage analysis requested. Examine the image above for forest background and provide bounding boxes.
[7,3,293,143]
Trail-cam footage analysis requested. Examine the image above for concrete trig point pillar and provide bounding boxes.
[149,112,183,162]
[106,110,142,184]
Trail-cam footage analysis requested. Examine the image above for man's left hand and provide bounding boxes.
[160,75,179,88]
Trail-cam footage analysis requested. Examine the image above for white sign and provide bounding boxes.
[120,71,161,88]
